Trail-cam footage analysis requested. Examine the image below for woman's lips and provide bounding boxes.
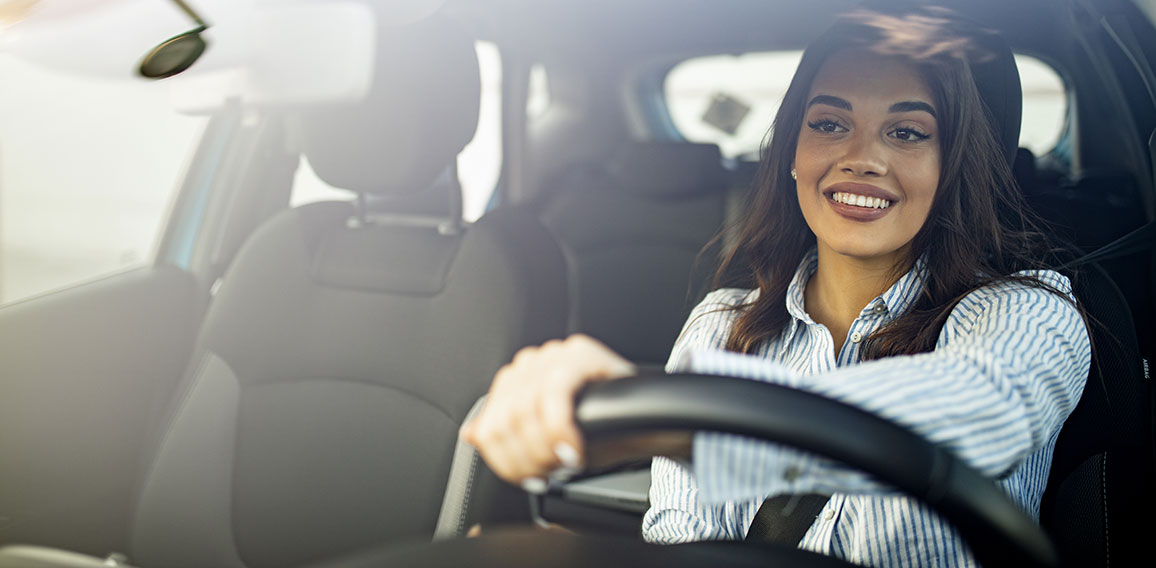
[823,182,899,222]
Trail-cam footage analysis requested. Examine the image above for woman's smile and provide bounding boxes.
[823,181,899,221]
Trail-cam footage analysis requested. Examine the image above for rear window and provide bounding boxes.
[663,51,1066,159]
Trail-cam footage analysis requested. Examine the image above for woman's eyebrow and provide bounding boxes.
[889,100,937,117]
[807,94,852,110]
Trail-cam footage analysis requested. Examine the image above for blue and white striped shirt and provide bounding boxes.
[641,250,1091,567]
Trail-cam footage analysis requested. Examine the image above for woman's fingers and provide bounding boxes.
[465,334,636,487]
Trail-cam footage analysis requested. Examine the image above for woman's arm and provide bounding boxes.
[642,289,757,542]
[688,272,1091,504]
[462,289,744,487]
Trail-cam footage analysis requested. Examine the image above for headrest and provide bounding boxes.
[607,142,725,198]
[300,14,480,195]
[968,33,1022,167]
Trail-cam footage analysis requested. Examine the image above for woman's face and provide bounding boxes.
[794,49,941,266]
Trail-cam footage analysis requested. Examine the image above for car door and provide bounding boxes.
[0,61,276,556]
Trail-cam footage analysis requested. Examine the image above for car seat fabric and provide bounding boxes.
[129,14,569,568]
[534,142,727,366]
[1008,99,1152,568]
[1041,264,1151,567]
[962,32,1153,567]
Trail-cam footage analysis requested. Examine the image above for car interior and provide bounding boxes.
[0,0,1153,567]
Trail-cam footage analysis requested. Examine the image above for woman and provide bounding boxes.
[463,6,1090,566]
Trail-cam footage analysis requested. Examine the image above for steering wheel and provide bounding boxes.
[325,372,1058,568]
[574,372,1058,568]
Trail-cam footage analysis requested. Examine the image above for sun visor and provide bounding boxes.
[165,2,377,113]
[0,0,448,113]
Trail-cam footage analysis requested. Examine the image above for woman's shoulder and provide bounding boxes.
[945,269,1081,332]
[695,288,759,314]
[669,288,756,352]
[962,269,1074,305]
[668,288,756,369]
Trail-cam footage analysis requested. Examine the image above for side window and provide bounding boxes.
[663,51,1068,159]
[291,41,503,222]
[1014,54,1066,155]
[0,57,206,304]
[527,63,551,121]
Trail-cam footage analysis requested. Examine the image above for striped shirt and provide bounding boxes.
[641,250,1091,567]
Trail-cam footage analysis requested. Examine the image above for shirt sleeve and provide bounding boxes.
[641,289,758,543]
[688,272,1091,504]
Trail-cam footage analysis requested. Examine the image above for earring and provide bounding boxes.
[790,168,797,180]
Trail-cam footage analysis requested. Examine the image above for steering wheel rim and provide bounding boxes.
[574,371,1059,568]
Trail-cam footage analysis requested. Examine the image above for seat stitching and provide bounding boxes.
[249,378,459,424]
[458,451,480,536]
[1101,452,1109,567]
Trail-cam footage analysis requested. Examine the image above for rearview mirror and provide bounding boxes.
[138,0,209,79]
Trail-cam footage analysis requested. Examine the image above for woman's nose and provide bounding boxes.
[836,135,888,177]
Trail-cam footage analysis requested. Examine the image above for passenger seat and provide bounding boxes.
[127,14,569,568]
[534,142,728,365]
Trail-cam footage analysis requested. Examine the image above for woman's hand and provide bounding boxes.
[461,334,636,491]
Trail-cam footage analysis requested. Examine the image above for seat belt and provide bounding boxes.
[745,493,829,545]
[1058,220,1156,270]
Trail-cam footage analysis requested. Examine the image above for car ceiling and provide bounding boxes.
[447,0,1073,61]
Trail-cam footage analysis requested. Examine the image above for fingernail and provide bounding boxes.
[554,442,580,469]
[521,477,548,495]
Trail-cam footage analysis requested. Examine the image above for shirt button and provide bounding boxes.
[824,510,835,520]
[873,304,887,314]
[849,331,863,343]
[784,466,801,482]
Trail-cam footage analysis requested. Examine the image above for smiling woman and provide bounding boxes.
[464,5,1092,567]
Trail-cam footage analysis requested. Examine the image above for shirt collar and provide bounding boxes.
[784,249,819,324]
[783,248,926,325]
[873,256,926,317]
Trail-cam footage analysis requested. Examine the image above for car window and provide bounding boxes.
[1016,55,1067,154]
[0,56,206,305]
[292,41,503,222]
[527,63,551,120]
[663,51,1067,159]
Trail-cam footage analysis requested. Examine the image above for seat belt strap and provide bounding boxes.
[1059,220,1155,270]
[745,493,829,545]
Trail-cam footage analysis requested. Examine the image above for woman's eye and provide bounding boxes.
[889,127,931,142]
[807,120,847,134]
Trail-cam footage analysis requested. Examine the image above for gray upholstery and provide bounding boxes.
[301,17,481,195]
[536,142,727,365]
[129,14,569,568]
[131,354,245,568]
[607,142,729,198]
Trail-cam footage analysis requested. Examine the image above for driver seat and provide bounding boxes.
[982,42,1153,568]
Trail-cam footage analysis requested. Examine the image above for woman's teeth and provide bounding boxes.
[831,192,891,209]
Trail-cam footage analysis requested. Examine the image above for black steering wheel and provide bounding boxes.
[575,372,1058,568]
[328,371,1058,568]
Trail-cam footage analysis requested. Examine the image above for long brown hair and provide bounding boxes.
[715,6,1073,357]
